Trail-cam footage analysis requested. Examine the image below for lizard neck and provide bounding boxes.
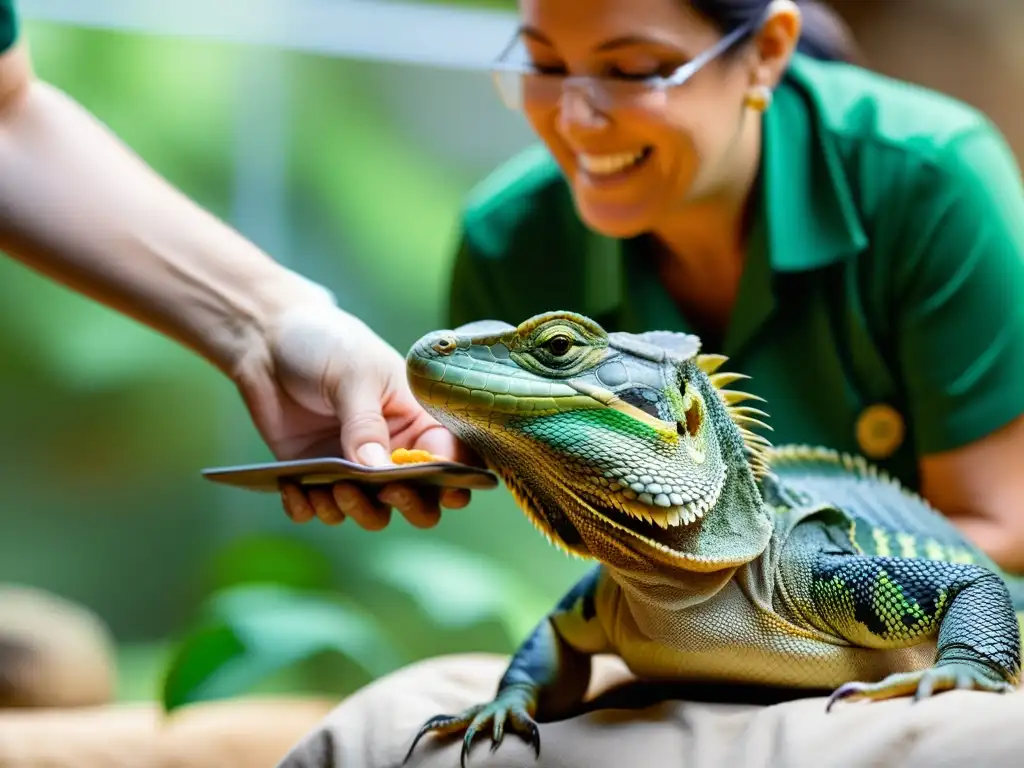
[671,465,774,569]
[600,491,777,641]
[608,561,741,614]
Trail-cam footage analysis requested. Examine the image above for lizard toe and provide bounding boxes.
[825,680,868,712]
[911,662,1014,702]
[460,698,539,766]
[827,663,1015,712]
[404,696,540,767]
[403,705,484,764]
[825,671,921,711]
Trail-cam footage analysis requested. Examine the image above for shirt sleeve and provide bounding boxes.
[445,197,593,331]
[0,0,18,54]
[894,122,1024,455]
[446,224,505,330]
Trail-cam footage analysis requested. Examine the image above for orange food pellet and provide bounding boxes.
[391,448,442,465]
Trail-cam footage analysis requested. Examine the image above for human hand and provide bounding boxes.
[231,302,477,530]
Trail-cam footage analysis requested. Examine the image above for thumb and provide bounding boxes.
[414,422,479,467]
[333,381,393,467]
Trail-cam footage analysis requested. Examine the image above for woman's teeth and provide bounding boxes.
[578,149,647,176]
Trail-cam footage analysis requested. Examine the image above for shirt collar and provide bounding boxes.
[762,53,868,272]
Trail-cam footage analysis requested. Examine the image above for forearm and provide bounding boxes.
[920,416,1024,573]
[0,47,333,377]
[502,567,608,717]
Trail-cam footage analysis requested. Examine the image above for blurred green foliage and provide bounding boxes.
[160,533,558,710]
[2,11,588,705]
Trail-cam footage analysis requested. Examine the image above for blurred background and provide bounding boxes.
[2,0,1023,708]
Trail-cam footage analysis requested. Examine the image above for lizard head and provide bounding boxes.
[406,311,774,573]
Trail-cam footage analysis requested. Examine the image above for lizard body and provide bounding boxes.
[401,311,1023,765]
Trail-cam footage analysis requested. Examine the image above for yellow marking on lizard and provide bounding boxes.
[871,527,892,557]
[947,547,976,565]
[924,539,945,560]
[566,379,679,438]
[848,519,864,555]
[896,532,917,559]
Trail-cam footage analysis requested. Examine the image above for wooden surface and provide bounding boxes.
[0,697,336,768]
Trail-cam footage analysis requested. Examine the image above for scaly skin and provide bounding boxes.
[401,311,1023,766]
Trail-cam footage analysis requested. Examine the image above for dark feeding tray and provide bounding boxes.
[200,456,499,493]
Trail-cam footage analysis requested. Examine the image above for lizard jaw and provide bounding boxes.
[558,475,751,573]
[613,482,722,529]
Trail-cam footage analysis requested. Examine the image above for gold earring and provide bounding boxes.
[744,85,773,112]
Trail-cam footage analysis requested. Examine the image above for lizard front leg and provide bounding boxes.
[404,565,609,767]
[805,552,1021,710]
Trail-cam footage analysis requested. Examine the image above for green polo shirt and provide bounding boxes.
[0,0,15,54]
[447,53,1024,491]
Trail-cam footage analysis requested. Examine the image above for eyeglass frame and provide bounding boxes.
[488,15,764,110]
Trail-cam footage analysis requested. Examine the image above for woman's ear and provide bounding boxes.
[749,0,802,90]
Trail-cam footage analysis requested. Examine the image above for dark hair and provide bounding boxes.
[690,0,863,65]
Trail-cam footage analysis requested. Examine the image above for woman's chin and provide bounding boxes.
[574,198,657,240]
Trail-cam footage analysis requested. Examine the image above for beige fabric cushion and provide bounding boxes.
[278,653,1024,768]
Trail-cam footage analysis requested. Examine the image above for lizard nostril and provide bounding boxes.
[432,335,457,356]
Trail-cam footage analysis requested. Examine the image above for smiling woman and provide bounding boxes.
[444,0,1024,573]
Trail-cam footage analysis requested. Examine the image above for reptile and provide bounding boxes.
[399,310,1024,766]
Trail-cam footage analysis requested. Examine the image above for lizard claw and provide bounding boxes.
[404,711,479,763]
[826,662,1014,712]
[404,694,540,767]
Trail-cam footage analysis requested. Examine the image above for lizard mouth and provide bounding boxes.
[558,472,749,573]
[568,472,724,551]
[587,464,725,530]
[621,493,716,531]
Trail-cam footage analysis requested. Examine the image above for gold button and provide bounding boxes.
[856,403,905,460]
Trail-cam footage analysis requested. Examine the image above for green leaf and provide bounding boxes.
[365,539,552,641]
[205,534,335,593]
[161,584,404,712]
[161,623,247,711]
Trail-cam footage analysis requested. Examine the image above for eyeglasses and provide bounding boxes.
[490,19,759,112]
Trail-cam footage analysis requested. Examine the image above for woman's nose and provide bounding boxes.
[556,85,611,132]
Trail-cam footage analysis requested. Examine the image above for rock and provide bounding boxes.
[0,584,116,708]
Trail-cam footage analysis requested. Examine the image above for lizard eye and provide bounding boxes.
[544,334,573,356]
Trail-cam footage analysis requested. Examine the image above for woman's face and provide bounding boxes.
[515,0,764,238]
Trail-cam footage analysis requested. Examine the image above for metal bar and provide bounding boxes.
[214,46,293,534]
[230,48,291,261]
[19,0,519,70]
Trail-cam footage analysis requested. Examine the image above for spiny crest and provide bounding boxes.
[695,353,773,479]
[769,444,940,515]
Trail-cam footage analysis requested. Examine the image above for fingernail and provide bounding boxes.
[356,442,390,467]
[333,486,356,510]
[380,489,408,507]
